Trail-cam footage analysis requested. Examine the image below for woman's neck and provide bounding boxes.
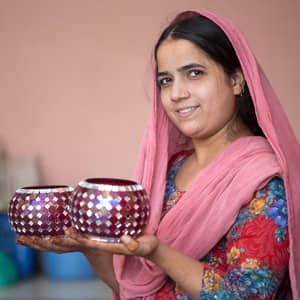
[191,124,253,169]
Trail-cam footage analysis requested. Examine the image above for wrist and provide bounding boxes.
[145,240,163,262]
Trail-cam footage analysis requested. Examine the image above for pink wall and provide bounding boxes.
[0,0,299,186]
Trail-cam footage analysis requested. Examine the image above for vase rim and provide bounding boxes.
[78,178,144,192]
[86,178,137,185]
[16,185,73,194]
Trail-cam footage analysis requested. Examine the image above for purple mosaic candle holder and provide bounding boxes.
[8,185,73,238]
[70,178,150,243]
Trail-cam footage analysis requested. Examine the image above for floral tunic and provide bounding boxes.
[155,151,289,300]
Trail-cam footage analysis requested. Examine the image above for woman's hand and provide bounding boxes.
[62,230,161,258]
[17,228,160,258]
[17,228,91,254]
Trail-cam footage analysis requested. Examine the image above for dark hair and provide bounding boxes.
[154,12,264,137]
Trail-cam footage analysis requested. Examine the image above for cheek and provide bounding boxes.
[192,83,217,112]
[160,91,171,111]
[160,95,167,111]
[191,77,218,99]
[203,81,235,110]
[209,95,237,123]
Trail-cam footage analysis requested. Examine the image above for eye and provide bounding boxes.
[188,69,203,78]
[158,77,172,87]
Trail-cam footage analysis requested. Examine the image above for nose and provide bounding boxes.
[170,79,190,102]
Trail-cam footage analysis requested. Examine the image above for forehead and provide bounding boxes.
[156,39,213,71]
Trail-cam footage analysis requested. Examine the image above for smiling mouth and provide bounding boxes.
[176,105,200,116]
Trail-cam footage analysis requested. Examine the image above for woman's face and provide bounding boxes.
[156,38,244,141]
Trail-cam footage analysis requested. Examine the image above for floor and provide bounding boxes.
[0,276,111,300]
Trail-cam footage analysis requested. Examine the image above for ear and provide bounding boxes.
[231,69,245,96]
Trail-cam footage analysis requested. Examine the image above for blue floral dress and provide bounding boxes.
[155,151,289,300]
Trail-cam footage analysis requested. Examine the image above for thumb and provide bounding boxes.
[120,235,139,252]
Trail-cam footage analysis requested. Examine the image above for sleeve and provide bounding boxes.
[199,177,289,300]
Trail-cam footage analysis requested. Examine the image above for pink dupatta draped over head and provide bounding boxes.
[113,10,300,299]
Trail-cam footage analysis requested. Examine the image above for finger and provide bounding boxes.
[51,236,81,249]
[17,236,49,252]
[120,235,139,252]
[64,227,77,236]
[18,236,71,253]
[71,234,131,255]
[34,236,76,253]
[62,228,89,247]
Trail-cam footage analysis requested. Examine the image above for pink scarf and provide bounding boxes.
[113,10,300,299]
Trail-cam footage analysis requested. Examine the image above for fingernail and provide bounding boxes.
[121,235,139,252]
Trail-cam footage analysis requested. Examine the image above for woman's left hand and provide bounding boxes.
[60,228,160,258]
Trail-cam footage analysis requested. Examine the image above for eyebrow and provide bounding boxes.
[157,63,206,77]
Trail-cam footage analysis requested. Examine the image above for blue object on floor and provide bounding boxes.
[0,213,15,258]
[0,252,19,286]
[41,251,96,280]
[0,212,37,278]
[15,244,36,278]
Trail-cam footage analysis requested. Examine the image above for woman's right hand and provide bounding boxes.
[17,228,93,254]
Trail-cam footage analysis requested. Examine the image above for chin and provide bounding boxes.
[179,130,201,139]
[180,128,211,140]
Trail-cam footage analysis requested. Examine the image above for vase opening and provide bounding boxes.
[85,178,137,186]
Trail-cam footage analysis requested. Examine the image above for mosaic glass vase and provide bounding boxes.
[8,185,73,238]
[70,178,150,243]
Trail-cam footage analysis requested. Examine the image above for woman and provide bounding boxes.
[18,10,300,299]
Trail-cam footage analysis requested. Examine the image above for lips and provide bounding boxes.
[176,105,200,117]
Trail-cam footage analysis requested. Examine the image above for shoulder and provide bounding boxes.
[255,177,285,199]
[234,177,288,238]
[246,176,286,216]
[252,177,286,217]
[252,176,287,227]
